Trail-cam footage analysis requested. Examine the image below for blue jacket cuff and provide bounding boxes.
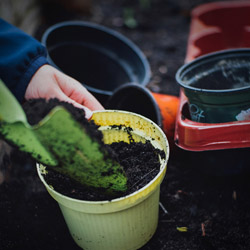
[14,56,48,102]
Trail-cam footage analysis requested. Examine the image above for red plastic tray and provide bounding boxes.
[174,90,250,151]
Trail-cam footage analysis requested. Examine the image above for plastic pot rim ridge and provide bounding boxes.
[176,48,250,94]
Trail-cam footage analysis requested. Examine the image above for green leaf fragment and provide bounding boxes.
[177,227,188,232]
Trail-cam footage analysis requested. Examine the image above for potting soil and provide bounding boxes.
[188,59,250,90]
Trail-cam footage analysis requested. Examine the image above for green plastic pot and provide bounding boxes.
[37,110,169,250]
[176,49,250,123]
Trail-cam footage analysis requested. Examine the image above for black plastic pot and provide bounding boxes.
[41,21,151,106]
[107,83,162,128]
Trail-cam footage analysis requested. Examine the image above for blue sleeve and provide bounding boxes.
[0,18,48,102]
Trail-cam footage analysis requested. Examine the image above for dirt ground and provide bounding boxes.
[1,0,250,249]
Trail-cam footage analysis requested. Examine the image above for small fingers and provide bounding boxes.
[55,71,104,111]
[53,90,93,120]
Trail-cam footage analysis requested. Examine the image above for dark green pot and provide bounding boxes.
[176,49,250,123]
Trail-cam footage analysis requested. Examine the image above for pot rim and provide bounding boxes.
[36,110,169,211]
[176,48,250,94]
[41,20,151,96]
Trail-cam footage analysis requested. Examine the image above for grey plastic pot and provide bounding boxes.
[41,21,151,106]
[176,49,250,123]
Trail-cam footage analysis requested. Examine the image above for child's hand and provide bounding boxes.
[25,64,104,119]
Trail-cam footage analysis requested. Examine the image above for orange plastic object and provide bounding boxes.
[152,93,179,142]
[185,1,250,62]
[174,90,250,151]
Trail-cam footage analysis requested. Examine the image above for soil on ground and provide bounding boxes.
[1,0,250,250]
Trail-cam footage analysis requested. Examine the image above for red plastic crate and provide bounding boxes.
[186,1,250,62]
[175,1,250,153]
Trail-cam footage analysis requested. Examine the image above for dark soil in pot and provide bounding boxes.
[181,56,250,91]
[23,98,164,201]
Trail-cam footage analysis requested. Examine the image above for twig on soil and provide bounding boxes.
[232,190,237,200]
[201,223,206,236]
[159,202,168,214]
[128,168,156,191]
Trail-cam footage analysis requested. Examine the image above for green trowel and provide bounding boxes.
[0,80,127,193]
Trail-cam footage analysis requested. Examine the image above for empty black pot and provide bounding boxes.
[107,83,162,129]
[41,21,151,106]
